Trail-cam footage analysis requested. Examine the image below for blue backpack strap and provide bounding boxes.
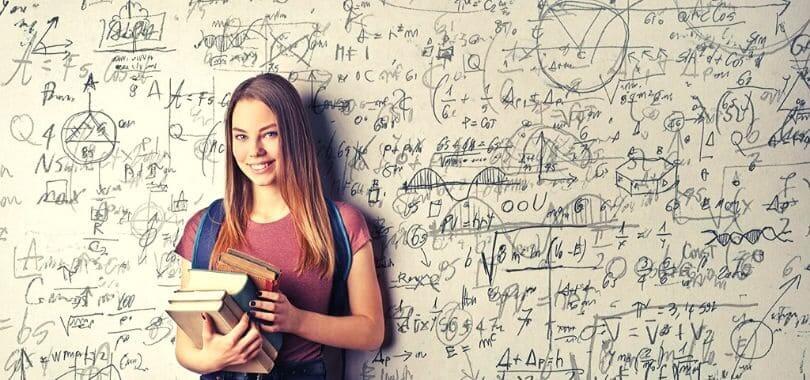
[324,197,352,380]
[326,198,353,316]
[191,198,225,270]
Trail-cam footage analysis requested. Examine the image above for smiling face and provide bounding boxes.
[230,98,282,188]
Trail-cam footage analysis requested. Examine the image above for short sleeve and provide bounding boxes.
[174,208,206,262]
[335,201,371,255]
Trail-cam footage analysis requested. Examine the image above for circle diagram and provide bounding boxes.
[536,1,629,93]
[61,110,117,164]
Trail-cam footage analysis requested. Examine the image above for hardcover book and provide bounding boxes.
[166,289,277,373]
[215,248,281,291]
[182,269,284,352]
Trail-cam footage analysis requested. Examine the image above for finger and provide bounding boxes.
[248,341,264,358]
[250,299,275,312]
[244,340,263,362]
[260,321,281,333]
[256,291,281,301]
[235,323,263,354]
[241,330,263,354]
[236,321,262,347]
[227,312,251,342]
[250,310,276,324]
[201,313,215,341]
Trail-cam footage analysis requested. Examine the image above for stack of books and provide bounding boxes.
[215,248,281,292]
[166,248,282,373]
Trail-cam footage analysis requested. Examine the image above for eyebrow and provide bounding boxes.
[232,124,278,133]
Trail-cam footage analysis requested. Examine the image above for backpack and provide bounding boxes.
[190,197,352,378]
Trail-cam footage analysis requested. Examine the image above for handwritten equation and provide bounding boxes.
[1,0,808,379]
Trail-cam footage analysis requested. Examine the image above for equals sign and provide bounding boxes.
[0,316,12,332]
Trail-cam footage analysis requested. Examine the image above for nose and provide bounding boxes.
[249,140,266,157]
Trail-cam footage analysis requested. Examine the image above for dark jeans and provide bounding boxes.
[200,359,326,380]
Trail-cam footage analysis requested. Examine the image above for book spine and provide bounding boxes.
[215,262,271,286]
[259,278,278,292]
[217,301,240,329]
[223,249,282,274]
[230,279,257,313]
[218,261,278,285]
[169,290,226,302]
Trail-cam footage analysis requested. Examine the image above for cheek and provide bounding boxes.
[270,140,282,155]
[231,144,246,162]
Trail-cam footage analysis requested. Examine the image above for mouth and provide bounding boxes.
[247,161,274,173]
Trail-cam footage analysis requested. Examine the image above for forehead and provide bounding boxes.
[231,98,278,130]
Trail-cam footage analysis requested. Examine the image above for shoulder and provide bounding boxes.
[185,207,207,231]
[184,199,225,233]
[333,200,366,225]
[331,200,371,254]
[174,206,209,261]
[181,206,208,234]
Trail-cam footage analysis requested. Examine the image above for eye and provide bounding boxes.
[233,133,247,141]
[263,131,279,138]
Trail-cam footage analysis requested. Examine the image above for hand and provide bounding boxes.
[200,312,264,371]
[251,290,304,334]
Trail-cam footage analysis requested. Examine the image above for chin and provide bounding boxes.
[247,174,277,187]
[254,179,277,187]
[238,174,273,188]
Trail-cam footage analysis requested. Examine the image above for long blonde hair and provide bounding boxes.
[211,73,335,278]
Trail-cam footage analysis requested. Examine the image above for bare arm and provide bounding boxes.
[174,257,265,373]
[253,241,385,351]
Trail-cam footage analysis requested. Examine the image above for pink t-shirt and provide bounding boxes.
[174,200,371,363]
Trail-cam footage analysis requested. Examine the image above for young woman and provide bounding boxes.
[172,73,384,379]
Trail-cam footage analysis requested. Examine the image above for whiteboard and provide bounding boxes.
[1,0,808,379]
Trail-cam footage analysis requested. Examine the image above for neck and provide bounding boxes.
[250,184,289,222]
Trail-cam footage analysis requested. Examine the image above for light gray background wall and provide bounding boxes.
[1,0,808,379]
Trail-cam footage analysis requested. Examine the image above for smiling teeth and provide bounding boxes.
[250,162,270,169]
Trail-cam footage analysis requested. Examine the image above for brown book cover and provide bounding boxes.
[178,269,285,353]
[165,292,276,373]
[215,248,281,291]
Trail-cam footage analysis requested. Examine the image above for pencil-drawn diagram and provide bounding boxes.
[615,157,678,195]
[98,1,171,53]
[535,1,630,93]
[61,107,117,165]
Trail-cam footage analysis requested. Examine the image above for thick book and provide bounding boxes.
[170,289,228,302]
[166,290,277,373]
[183,269,283,351]
[215,248,281,291]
